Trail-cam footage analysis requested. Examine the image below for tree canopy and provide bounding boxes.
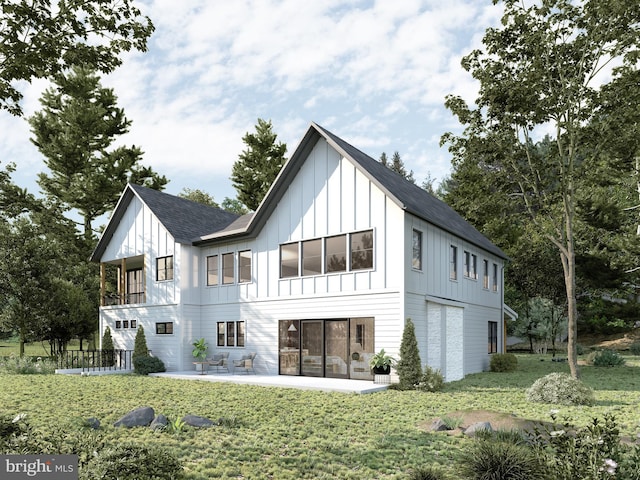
[0,0,154,116]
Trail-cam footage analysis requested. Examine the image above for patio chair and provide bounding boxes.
[232,352,257,374]
[206,352,229,373]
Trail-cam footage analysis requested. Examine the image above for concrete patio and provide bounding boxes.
[150,370,390,394]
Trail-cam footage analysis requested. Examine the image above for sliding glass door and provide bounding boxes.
[301,320,323,377]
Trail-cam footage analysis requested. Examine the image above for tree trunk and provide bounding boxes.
[560,241,580,379]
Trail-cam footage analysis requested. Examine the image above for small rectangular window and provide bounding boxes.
[471,253,477,279]
[450,245,458,280]
[227,321,235,346]
[156,322,173,335]
[280,243,299,278]
[207,255,219,286]
[350,230,373,270]
[156,256,174,281]
[217,322,225,347]
[115,321,122,329]
[493,263,499,292]
[222,253,234,284]
[488,321,498,353]
[412,229,422,270]
[236,321,245,347]
[239,250,252,283]
[123,320,129,329]
[483,260,489,289]
[325,235,347,273]
[131,320,137,329]
[302,239,322,276]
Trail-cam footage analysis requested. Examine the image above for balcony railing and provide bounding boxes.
[102,293,146,306]
[56,349,134,372]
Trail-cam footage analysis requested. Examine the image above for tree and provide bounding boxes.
[0,0,154,116]
[133,326,149,359]
[396,318,422,390]
[30,67,167,241]
[231,118,287,211]
[442,0,640,378]
[379,151,415,183]
[178,188,220,208]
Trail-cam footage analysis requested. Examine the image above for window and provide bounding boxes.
[326,235,347,272]
[351,230,373,270]
[217,321,245,347]
[217,322,225,346]
[156,256,174,281]
[492,263,499,292]
[464,251,477,279]
[115,321,122,329]
[222,253,234,284]
[483,259,489,289]
[239,250,252,283]
[207,255,219,286]
[450,245,458,280]
[126,268,144,304]
[302,239,322,276]
[488,321,498,353]
[130,320,137,329]
[156,322,173,335]
[123,320,129,329]
[412,229,422,270]
[280,243,299,278]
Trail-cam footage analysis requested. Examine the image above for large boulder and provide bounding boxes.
[113,406,155,428]
[182,414,215,428]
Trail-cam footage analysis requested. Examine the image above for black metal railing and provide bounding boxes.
[102,293,146,306]
[56,349,134,372]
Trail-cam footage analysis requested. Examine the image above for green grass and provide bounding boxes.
[0,338,84,358]
[2,354,640,479]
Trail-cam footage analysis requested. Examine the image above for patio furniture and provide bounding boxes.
[232,352,256,374]
[206,352,229,373]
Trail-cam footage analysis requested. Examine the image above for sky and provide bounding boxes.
[0,0,503,205]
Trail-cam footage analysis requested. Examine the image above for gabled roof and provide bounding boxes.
[90,183,239,262]
[195,122,507,259]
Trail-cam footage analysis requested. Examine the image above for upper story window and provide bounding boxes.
[488,321,498,353]
[222,252,235,284]
[207,255,219,286]
[483,259,489,289]
[126,268,144,304]
[239,250,252,283]
[412,229,422,270]
[156,256,173,281]
[492,263,499,292]
[450,245,458,280]
[280,230,374,278]
[464,251,477,279]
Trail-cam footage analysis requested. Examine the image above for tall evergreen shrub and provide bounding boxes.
[101,327,114,367]
[133,326,149,359]
[396,318,422,390]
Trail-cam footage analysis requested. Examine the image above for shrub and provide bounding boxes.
[101,327,114,367]
[630,343,640,356]
[0,355,56,374]
[458,438,547,480]
[490,353,518,372]
[586,349,625,367]
[82,443,183,480]
[576,343,585,355]
[408,465,450,480]
[416,365,445,392]
[133,326,149,359]
[396,318,422,390]
[133,355,166,375]
[526,372,594,406]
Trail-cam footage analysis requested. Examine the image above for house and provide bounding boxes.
[90,122,513,381]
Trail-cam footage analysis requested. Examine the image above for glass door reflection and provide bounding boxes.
[301,320,323,377]
[325,320,348,378]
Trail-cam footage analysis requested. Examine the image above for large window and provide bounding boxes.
[222,253,234,284]
[156,322,173,335]
[239,250,252,283]
[126,268,144,304]
[302,239,322,276]
[156,256,173,281]
[280,243,299,278]
[464,251,477,279]
[207,255,219,286]
[412,229,422,270]
[351,230,373,270]
[325,235,347,273]
[488,321,498,353]
[450,245,458,280]
[217,321,245,347]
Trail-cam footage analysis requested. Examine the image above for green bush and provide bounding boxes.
[396,318,423,390]
[458,438,547,480]
[82,443,183,480]
[0,355,56,374]
[490,353,518,372]
[586,349,625,367]
[416,365,445,392]
[133,355,166,375]
[526,372,594,406]
[630,343,640,356]
[133,326,149,359]
[408,465,450,480]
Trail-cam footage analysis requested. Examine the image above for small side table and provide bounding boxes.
[193,362,208,375]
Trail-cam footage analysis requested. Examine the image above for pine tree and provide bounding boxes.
[379,151,415,184]
[231,118,287,211]
[133,326,149,359]
[101,326,114,367]
[396,318,422,390]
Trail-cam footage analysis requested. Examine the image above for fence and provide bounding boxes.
[56,349,134,372]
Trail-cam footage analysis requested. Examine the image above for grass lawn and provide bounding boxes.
[1,354,640,479]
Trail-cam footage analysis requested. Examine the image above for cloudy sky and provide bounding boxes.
[1,0,502,204]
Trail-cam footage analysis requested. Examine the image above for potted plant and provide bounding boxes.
[369,348,395,375]
[192,338,208,372]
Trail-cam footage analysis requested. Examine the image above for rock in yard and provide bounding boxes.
[429,418,452,431]
[464,421,493,436]
[85,417,100,430]
[182,414,215,428]
[113,406,155,428]
[150,414,169,430]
